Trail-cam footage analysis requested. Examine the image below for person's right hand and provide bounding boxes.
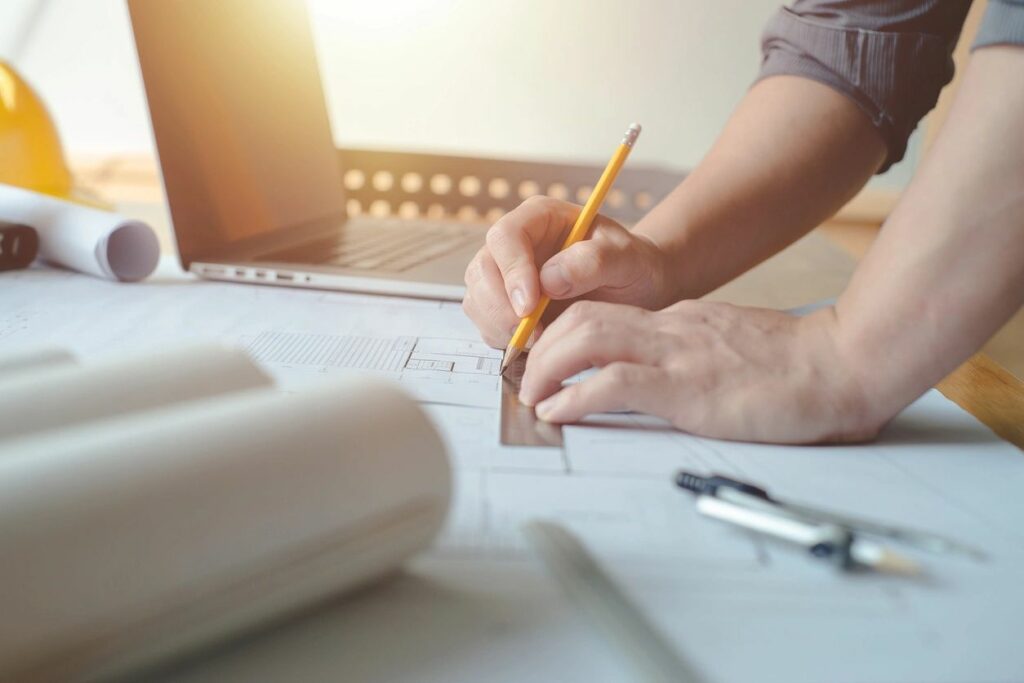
[462,196,673,348]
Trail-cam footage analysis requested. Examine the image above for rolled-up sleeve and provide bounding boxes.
[974,0,1024,49]
[757,1,972,172]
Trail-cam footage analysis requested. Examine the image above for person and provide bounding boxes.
[462,0,1024,444]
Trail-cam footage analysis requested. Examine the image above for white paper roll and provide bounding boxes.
[0,345,272,440]
[0,183,160,281]
[0,376,450,681]
[0,348,75,380]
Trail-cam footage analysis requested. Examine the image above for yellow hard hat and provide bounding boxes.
[0,61,105,207]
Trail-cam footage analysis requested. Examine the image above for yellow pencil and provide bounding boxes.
[500,123,642,375]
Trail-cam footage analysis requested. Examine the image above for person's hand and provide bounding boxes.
[518,300,882,444]
[462,196,672,348]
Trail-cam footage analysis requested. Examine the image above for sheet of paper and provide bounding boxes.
[0,345,270,439]
[246,331,502,408]
[551,395,1024,683]
[2,268,1024,683]
[0,265,498,408]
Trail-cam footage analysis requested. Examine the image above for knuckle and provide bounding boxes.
[592,218,628,241]
[664,300,712,327]
[485,224,512,251]
[604,361,635,385]
[564,300,595,323]
[524,194,555,210]
[576,318,604,345]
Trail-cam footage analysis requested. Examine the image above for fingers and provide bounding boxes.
[518,301,661,405]
[538,221,638,300]
[534,362,672,424]
[485,221,536,317]
[462,249,521,347]
[485,197,580,317]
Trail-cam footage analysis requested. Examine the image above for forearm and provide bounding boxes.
[635,76,886,303]
[836,47,1024,424]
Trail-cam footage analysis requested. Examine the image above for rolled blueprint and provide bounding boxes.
[0,372,450,681]
[0,344,272,440]
[0,183,160,281]
[0,347,75,380]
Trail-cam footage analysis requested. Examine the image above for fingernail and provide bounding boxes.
[511,288,527,316]
[535,395,560,420]
[540,263,571,296]
[518,379,535,406]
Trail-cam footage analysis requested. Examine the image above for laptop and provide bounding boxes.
[128,0,483,301]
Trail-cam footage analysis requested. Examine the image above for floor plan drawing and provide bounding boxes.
[245,331,503,408]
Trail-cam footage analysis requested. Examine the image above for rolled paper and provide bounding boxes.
[0,348,75,381]
[0,182,160,281]
[0,344,272,440]
[0,373,450,681]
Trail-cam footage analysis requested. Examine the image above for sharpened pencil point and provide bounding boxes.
[500,345,522,376]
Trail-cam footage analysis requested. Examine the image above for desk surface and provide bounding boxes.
[4,159,1020,682]
[73,156,1024,450]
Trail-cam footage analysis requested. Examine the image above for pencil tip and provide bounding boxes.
[500,346,522,376]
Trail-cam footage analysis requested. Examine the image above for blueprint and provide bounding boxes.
[246,332,502,408]
[2,266,1024,683]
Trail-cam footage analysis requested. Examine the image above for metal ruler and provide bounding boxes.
[499,355,564,447]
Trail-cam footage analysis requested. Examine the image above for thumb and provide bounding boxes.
[539,240,636,300]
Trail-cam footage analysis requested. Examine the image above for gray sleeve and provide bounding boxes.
[974,0,1024,49]
[756,1,972,172]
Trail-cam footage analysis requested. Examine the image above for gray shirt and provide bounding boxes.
[758,0,1024,172]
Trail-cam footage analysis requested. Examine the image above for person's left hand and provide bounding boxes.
[517,300,882,444]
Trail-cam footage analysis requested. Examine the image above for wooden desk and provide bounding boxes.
[71,156,1024,450]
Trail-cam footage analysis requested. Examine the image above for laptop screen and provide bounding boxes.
[129,0,346,267]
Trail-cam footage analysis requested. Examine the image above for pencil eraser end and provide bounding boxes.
[623,123,642,147]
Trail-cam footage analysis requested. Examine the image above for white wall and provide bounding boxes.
[1,0,918,188]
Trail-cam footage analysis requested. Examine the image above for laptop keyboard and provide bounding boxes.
[263,220,477,273]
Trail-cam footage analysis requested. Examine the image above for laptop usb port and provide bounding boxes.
[277,273,295,282]
[254,270,268,279]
